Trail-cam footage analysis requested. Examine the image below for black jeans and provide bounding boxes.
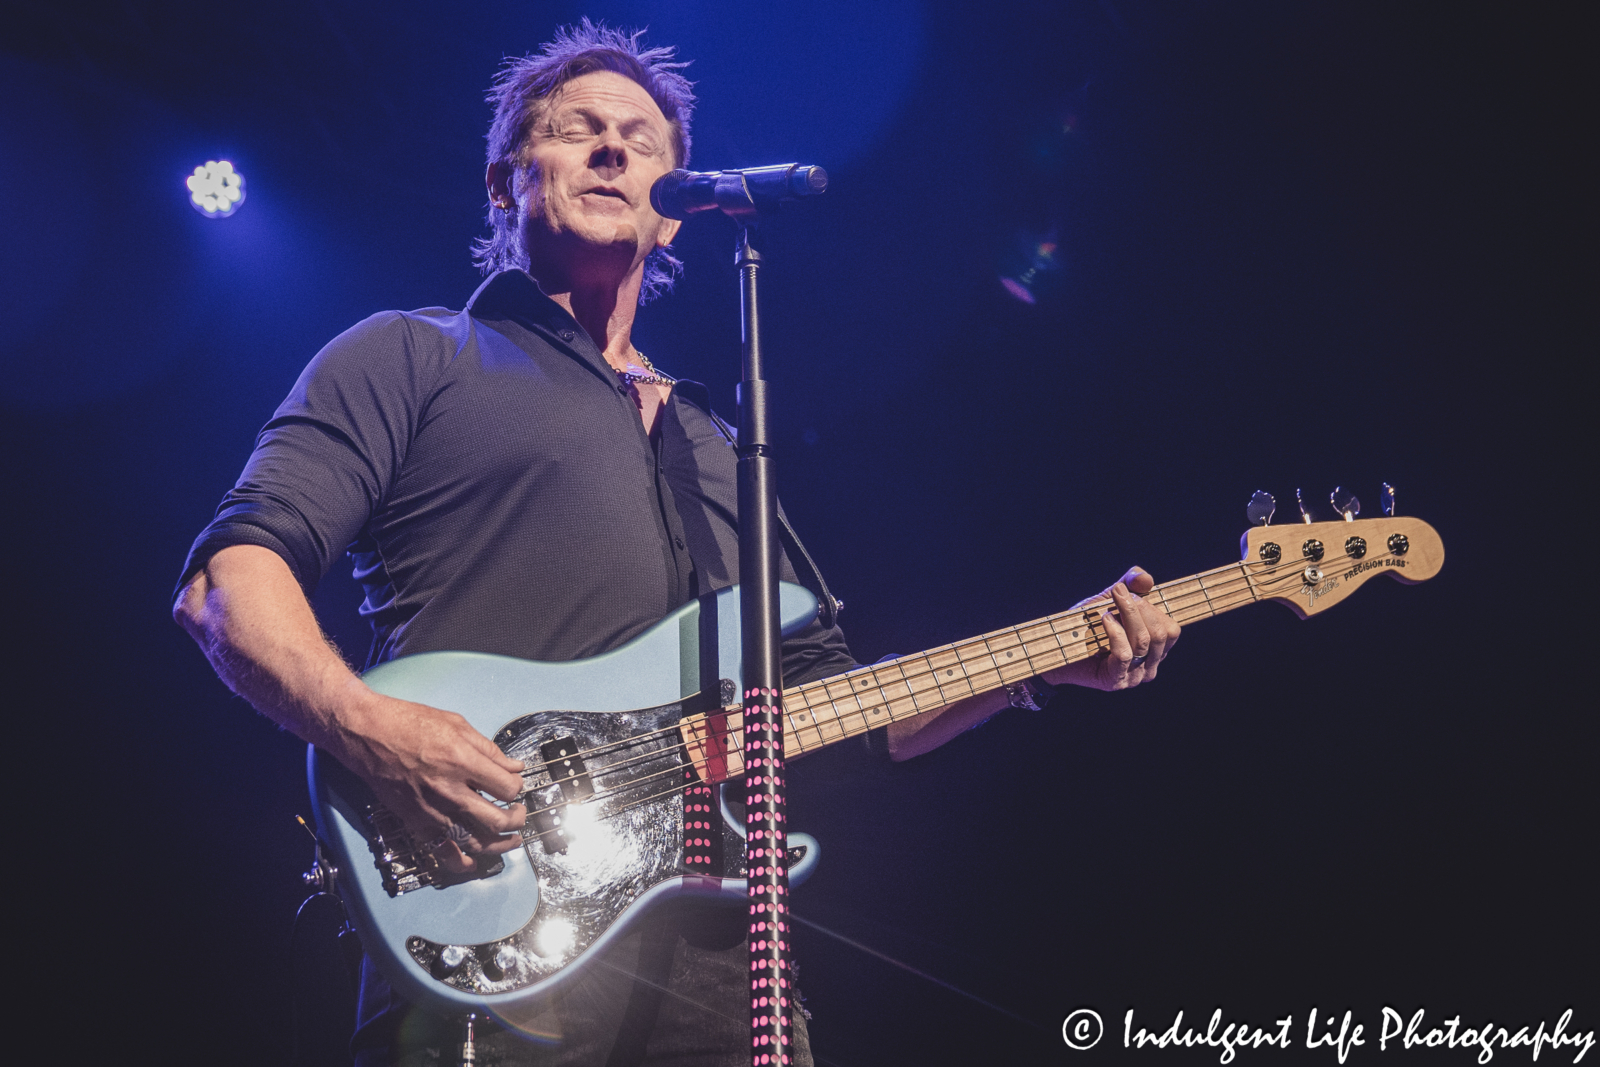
[352,900,812,1067]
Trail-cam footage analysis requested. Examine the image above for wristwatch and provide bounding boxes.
[1004,675,1056,711]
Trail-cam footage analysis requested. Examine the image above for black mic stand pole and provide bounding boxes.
[651,162,827,1067]
[734,220,795,1066]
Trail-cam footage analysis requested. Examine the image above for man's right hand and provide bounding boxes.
[336,694,529,874]
[174,544,528,875]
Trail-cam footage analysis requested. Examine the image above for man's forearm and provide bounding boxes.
[173,543,378,760]
[886,689,1012,761]
[176,544,529,867]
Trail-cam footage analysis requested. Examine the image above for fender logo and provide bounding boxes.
[1303,576,1339,607]
[1343,557,1410,581]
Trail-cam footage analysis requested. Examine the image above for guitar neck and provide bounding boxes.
[784,561,1261,753]
[681,559,1265,781]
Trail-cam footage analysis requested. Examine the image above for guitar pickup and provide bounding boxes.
[540,737,595,802]
[526,803,569,855]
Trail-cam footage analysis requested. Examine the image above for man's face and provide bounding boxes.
[509,71,681,284]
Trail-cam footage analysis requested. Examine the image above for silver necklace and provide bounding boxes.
[615,349,675,389]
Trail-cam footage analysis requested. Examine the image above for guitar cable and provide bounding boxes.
[290,818,364,1066]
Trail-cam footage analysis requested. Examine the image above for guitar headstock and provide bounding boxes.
[1238,487,1444,618]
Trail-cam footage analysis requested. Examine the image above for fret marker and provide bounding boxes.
[1006,651,1013,657]
[946,670,953,676]
[860,680,868,687]
[1072,631,1079,638]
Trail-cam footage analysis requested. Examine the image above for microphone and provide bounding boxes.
[650,164,828,221]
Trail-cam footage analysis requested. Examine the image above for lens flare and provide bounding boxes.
[1000,234,1061,305]
[535,917,575,959]
[791,913,1044,1029]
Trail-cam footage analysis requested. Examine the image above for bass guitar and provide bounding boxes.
[308,502,1443,1018]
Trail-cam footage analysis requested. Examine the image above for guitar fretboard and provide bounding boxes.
[681,558,1278,782]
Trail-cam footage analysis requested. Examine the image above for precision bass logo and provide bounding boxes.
[1344,557,1410,581]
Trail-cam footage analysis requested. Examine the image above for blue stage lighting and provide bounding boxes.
[186,160,245,217]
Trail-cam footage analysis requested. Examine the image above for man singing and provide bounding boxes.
[174,21,1178,1066]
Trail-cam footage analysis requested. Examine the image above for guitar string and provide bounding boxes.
[531,569,1299,835]
[532,555,1343,824]
[513,564,1275,806]
[518,550,1312,779]
[518,546,1341,788]
[508,548,1371,830]
[558,558,1270,835]
[581,577,1270,826]
[524,573,1278,824]
[784,549,1371,750]
[514,566,1224,807]
[778,558,1321,747]
[523,546,1364,815]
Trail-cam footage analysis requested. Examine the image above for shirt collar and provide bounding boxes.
[465,269,616,382]
[466,269,570,329]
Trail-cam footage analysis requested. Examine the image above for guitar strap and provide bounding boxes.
[673,381,843,631]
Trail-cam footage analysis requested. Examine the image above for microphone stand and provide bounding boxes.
[733,220,794,1067]
[650,163,825,1067]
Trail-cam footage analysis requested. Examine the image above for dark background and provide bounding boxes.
[4,2,1591,1064]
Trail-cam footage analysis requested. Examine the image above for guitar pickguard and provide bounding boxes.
[396,704,688,995]
[394,703,809,997]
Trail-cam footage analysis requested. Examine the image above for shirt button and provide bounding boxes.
[558,329,575,341]
[674,537,686,550]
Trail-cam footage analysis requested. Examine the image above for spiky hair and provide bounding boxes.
[471,20,696,303]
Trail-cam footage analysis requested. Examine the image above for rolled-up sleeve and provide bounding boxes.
[177,311,434,595]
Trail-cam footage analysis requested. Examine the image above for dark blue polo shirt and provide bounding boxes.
[180,269,853,683]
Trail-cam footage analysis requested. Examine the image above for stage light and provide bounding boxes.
[186,160,245,217]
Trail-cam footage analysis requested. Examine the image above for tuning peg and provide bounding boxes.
[1246,490,1276,527]
[1381,482,1396,517]
[1330,486,1360,522]
[1295,488,1315,524]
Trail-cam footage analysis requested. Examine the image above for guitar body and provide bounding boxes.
[308,581,823,1017]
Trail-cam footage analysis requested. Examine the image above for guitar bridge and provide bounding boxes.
[364,803,504,896]
[365,803,439,896]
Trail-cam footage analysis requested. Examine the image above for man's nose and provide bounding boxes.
[589,137,628,178]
